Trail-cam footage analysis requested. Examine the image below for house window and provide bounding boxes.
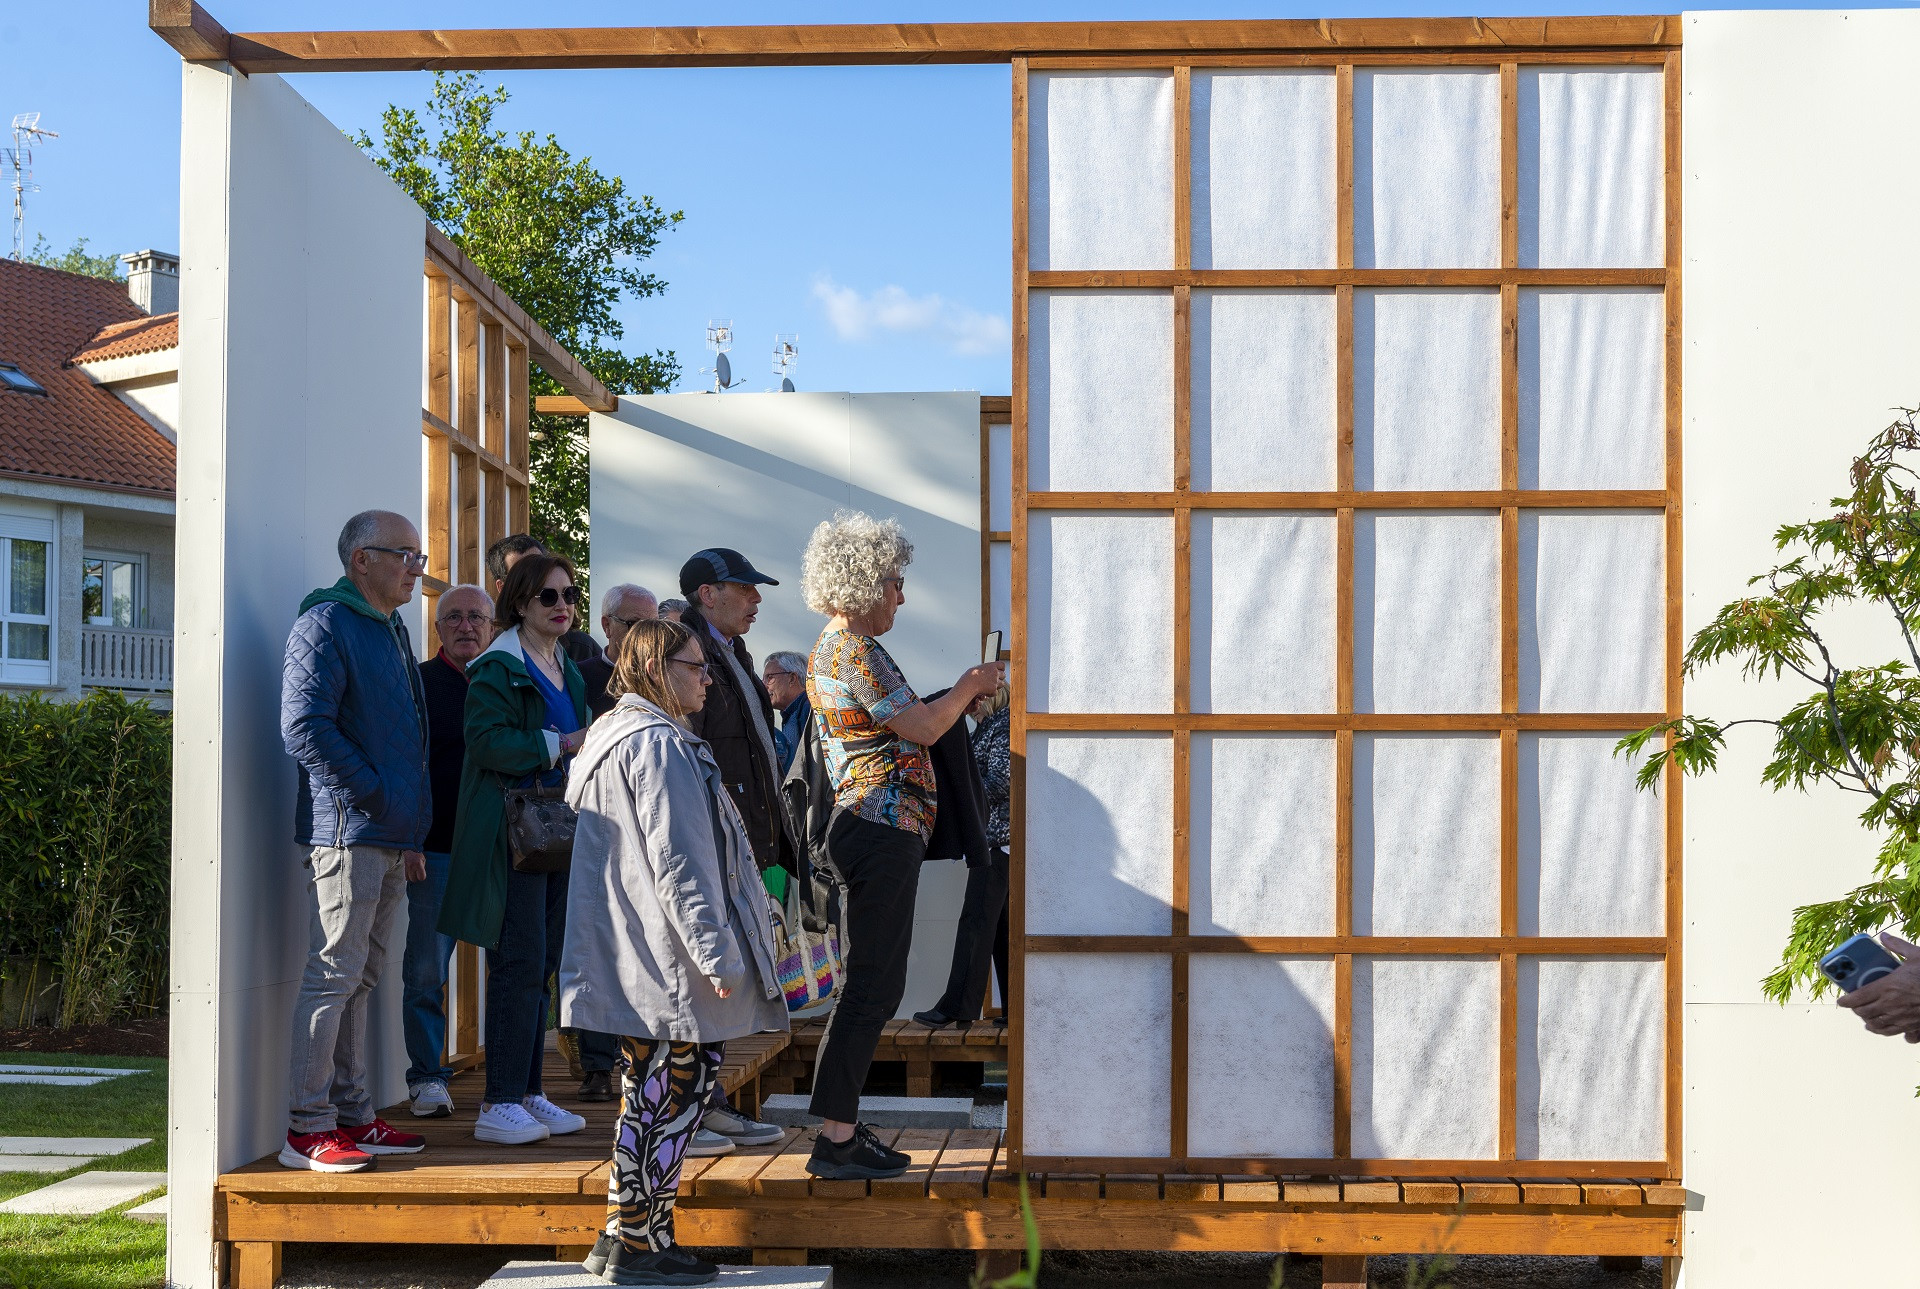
[0,363,46,396]
[0,515,55,686]
[82,553,143,628]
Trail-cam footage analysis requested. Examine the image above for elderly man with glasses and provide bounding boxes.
[577,582,659,722]
[277,510,434,1172]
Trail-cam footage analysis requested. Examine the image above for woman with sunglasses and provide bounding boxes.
[440,552,593,1148]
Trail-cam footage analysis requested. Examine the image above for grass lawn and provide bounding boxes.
[0,1052,167,1289]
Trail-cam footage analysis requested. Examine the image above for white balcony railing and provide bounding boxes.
[80,626,173,692]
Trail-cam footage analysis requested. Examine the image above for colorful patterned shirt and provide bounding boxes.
[807,628,936,840]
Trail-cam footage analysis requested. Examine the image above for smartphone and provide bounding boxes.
[1819,933,1904,992]
[983,630,1002,665]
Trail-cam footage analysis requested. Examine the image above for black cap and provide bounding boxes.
[679,547,780,596]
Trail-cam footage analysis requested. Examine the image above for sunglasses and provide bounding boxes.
[532,586,581,608]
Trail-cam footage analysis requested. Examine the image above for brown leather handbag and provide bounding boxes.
[504,779,576,873]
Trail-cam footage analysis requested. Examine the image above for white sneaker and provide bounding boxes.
[703,1102,785,1146]
[686,1127,736,1157]
[474,1101,550,1145]
[522,1093,586,1136]
[409,1079,453,1119]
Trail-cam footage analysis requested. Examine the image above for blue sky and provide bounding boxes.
[7,1,1898,395]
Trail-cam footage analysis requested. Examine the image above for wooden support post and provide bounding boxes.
[977,1249,1024,1282]
[230,1240,281,1289]
[753,1248,808,1266]
[906,1052,934,1098]
[1321,1254,1367,1289]
[1662,1256,1681,1288]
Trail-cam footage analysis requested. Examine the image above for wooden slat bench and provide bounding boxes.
[762,1016,1007,1098]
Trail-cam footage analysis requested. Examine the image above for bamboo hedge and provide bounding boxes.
[0,690,170,1025]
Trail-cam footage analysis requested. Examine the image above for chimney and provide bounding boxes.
[120,249,180,316]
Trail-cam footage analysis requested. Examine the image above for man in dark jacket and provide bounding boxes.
[278,510,433,1173]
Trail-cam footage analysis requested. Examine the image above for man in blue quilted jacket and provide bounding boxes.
[277,510,434,1173]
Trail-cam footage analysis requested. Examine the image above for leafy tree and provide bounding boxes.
[25,234,122,281]
[357,72,682,578]
[1621,410,1920,1001]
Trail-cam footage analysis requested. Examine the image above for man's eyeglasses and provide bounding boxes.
[365,546,429,573]
[533,586,581,608]
[439,610,491,628]
[610,614,649,628]
[669,657,712,679]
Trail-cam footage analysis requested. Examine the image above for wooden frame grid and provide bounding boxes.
[1010,51,1681,1180]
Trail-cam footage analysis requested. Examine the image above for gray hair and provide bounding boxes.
[801,510,914,616]
[658,598,690,617]
[336,509,412,570]
[765,650,809,679]
[600,582,656,616]
[436,583,494,618]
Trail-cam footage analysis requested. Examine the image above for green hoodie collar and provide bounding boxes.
[300,576,398,624]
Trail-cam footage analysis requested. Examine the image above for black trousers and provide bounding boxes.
[933,846,1010,1022]
[808,811,924,1123]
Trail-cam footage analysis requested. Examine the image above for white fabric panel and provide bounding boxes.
[1024,954,1172,1158]
[1029,72,1174,271]
[1520,511,1664,712]
[1354,69,1501,269]
[1517,957,1665,1159]
[1355,290,1502,490]
[1193,512,1336,714]
[1519,288,1666,490]
[1519,67,1665,269]
[989,541,1011,638]
[1354,735,1502,936]
[1352,958,1501,1159]
[1520,734,1664,937]
[1191,290,1338,492]
[989,420,1013,531]
[1189,957,1336,1156]
[1191,70,1338,270]
[1028,512,1173,713]
[1029,291,1175,493]
[1191,735,1338,937]
[1026,734,1173,936]
[1355,513,1501,713]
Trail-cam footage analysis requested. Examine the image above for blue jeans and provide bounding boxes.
[402,851,458,1090]
[484,865,568,1105]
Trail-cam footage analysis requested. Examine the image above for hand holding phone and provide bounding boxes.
[1820,932,1904,992]
[983,630,1002,665]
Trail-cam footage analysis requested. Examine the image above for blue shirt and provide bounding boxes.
[524,648,580,739]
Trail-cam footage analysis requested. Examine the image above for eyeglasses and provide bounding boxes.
[439,611,491,627]
[609,614,649,628]
[880,576,906,592]
[533,586,581,608]
[669,656,712,680]
[365,546,429,572]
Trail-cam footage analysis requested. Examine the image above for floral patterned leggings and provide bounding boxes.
[605,1037,724,1252]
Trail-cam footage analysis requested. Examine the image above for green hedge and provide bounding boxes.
[0,691,170,1024]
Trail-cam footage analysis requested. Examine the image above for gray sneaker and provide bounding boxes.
[408,1079,453,1118]
[685,1128,736,1157]
[702,1102,784,1146]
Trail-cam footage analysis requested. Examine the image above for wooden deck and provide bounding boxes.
[216,1039,1683,1288]
[762,1016,1007,1098]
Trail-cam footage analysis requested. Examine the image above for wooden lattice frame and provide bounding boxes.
[1008,49,1684,1180]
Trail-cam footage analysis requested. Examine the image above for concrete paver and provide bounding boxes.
[0,1154,97,1173]
[0,1170,166,1215]
[0,1136,149,1155]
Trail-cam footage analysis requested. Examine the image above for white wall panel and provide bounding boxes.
[1519,288,1665,490]
[1354,69,1501,269]
[1355,289,1502,490]
[1026,734,1173,936]
[1519,511,1664,712]
[1024,954,1172,1157]
[1029,72,1174,271]
[1352,957,1500,1159]
[1192,290,1338,492]
[1517,957,1664,1159]
[1028,512,1172,713]
[1191,734,1337,937]
[1029,291,1174,493]
[989,541,1011,638]
[1355,512,1501,713]
[1193,512,1336,713]
[1519,67,1664,269]
[1189,956,1336,1156]
[1191,70,1338,270]
[1520,733,1663,937]
[989,420,1013,532]
[1354,735,1502,936]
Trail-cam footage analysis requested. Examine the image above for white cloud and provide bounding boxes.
[811,275,1009,356]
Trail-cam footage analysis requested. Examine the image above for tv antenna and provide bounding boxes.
[772,334,798,392]
[703,320,744,393]
[6,113,59,262]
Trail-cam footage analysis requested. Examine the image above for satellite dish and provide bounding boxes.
[781,376,795,393]
[715,352,732,389]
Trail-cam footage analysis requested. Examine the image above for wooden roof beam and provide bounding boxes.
[150,0,231,62]
[171,16,1679,74]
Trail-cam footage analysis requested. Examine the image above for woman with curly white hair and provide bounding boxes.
[797,510,1002,1181]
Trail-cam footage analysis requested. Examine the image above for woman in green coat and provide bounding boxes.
[439,552,592,1148]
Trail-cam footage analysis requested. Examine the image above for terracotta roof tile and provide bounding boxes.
[70,312,179,365]
[0,259,174,495]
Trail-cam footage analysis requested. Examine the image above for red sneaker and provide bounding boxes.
[278,1129,373,1172]
[340,1118,426,1155]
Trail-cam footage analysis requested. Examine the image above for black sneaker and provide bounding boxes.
[582,1232,613,1276]
[578,1070,616,1103]
[805,1123,909,1180]
[605,1243,718,1286]
[912,1007,957,1028]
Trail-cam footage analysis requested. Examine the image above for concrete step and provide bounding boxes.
[759,1093,972,1129]
[484,1260,831,1287]
[0,1171,166,1216]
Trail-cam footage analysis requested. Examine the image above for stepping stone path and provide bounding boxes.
[124,1194,167,1224]
[484,1262,832,1288]
[0,1171,165,1216]
[0,1064,147,1088]
[0,1138,158,1210]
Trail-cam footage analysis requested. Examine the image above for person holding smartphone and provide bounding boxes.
[1837,931,1920,1041]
